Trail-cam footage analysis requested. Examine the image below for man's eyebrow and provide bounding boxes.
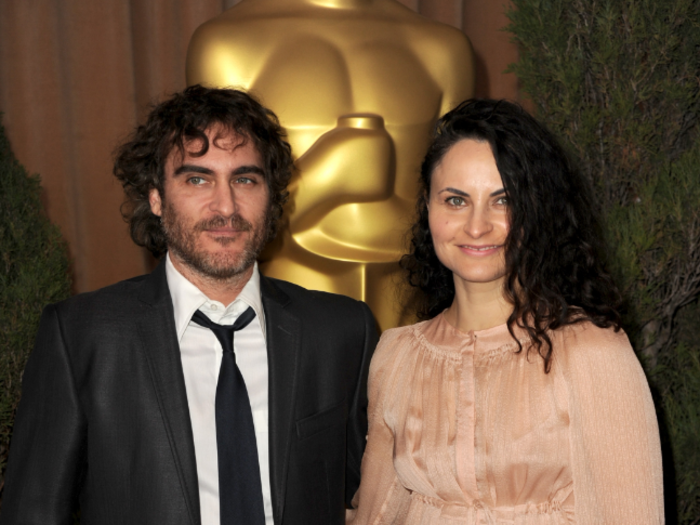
[172,164,266,177]
[233,165,266,176]
[173,164,213,176]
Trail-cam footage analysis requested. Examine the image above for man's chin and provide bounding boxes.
[171,248,256,281]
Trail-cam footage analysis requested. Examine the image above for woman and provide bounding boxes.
[347,100,664,524]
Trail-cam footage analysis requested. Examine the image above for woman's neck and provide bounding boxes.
[445,279,512,332]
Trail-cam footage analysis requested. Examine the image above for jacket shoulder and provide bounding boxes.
[49,273,152,318]
[264,276,371,312]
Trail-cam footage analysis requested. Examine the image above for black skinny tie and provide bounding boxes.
[191,307,265,525]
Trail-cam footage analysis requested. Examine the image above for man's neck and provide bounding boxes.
[169,254,255,307]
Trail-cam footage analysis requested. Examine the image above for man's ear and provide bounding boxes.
[148,188,163,217]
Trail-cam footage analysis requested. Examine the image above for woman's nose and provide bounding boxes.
[464,207,492,238]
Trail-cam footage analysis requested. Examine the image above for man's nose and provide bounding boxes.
[210,182,238,216]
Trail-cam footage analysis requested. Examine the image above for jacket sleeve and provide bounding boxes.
[0,304,86,525]
[345,301,379,508]
[559,325,664,524]
[346,329,411,525]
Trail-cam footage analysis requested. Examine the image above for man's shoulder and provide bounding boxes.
[264,276,364,306]
[262,276,373,322]
[50,272,155,316]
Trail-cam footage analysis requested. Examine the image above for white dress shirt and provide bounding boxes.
[166,254,273,525]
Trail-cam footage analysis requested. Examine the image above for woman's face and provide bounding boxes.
[428,139,509,289]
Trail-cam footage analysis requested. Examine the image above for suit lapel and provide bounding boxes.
[136,261,201,525]
[261,277,301,525]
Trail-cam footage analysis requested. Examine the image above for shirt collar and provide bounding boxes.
[165,253,266,343]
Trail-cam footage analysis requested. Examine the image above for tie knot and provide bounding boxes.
[191,306,257,353]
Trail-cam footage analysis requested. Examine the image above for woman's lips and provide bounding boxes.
[458,244,502,256]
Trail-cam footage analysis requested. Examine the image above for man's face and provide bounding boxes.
[148,127,270,281]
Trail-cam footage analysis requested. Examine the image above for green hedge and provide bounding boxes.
[0,116,72,496]
[507,1,700,522]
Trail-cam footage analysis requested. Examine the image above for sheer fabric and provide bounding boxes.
[347,313,663,524]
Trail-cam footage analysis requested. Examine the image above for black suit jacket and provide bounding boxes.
[0,262,377,525]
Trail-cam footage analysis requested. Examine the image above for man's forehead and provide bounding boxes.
[167,126,259,162]
[187,126,248,151]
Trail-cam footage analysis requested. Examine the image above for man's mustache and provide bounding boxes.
[194,214,253,233]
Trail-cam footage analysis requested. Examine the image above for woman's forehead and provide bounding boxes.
[431,139,502,190]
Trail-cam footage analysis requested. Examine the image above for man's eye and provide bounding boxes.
[187,176,205,185]
[446,196,465,206]
[235,177,254,184]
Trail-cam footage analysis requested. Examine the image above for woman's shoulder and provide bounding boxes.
[555,320,629,346]
[374,320,429,356]
[379,321,422,342]
[556,319,630,348]
[552,320,642,379]
[369,320,433,372]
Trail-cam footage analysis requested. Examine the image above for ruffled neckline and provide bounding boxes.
[412,312,529,358]
[440,312,511,338]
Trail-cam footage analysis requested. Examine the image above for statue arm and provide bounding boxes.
[290,115,395,233]
[425,28,476,116]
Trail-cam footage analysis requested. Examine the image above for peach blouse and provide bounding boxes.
[347,313,663,524]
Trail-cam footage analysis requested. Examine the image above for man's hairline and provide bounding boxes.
[154,126,273,195]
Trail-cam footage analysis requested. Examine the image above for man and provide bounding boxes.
[0,85,377,525]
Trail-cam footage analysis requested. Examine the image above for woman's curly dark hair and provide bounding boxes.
[113,84,293,258]
[401,99,621,372]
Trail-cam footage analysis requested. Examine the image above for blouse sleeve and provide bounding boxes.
[346,330,412,525]
[558,324,664,524]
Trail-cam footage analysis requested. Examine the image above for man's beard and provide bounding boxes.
[161,201,270,281]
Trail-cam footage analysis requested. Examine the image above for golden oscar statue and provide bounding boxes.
[186,0,474,331]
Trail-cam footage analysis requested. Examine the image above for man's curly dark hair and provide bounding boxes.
[113,84,293,258]
[401,99,621,372]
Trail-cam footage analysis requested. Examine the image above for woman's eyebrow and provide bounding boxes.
[437,187,506,197]
[438,187,469,197]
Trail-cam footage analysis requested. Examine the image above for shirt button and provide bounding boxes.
[210,304,218,310]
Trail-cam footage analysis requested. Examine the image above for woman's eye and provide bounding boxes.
[495,196,508,206]
[446,196,465,206]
